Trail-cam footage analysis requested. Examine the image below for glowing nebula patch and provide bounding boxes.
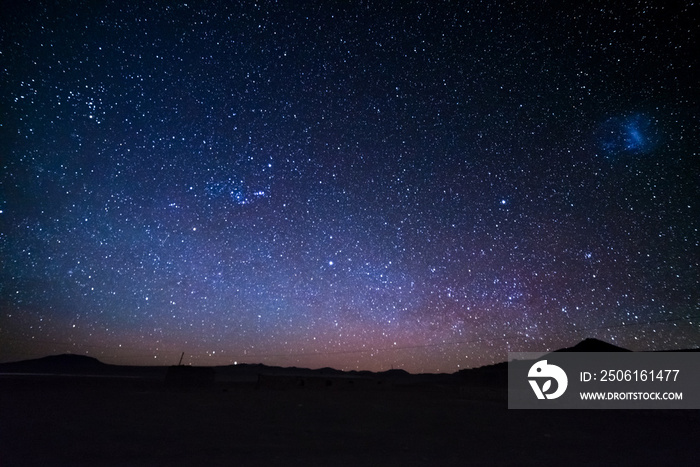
[598,114,659,157]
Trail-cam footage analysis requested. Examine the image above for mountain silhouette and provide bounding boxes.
[0,354,105,374]
[0,339,646,378]
[554,338,631,353]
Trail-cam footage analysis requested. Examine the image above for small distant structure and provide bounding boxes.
[165,352,215,387]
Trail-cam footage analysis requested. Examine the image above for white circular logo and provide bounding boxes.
[528,360,568,399]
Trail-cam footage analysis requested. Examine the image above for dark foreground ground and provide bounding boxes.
[1,375,697,466]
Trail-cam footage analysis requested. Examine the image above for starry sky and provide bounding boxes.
[1,0,698,373]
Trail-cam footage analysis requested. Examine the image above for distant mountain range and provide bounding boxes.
[0,338,695,382]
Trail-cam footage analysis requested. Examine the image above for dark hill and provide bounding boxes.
[555,338,630,353]
[0,354,105,374]
[456,361,509,385]
[456,338,629,384]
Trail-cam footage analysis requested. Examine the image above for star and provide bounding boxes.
[0,1,696,373]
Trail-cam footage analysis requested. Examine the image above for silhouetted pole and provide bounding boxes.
[178,352,184,366]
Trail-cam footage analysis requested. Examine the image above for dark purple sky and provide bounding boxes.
[1,0,697,372]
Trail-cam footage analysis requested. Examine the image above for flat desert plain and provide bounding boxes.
[1,375,697,466]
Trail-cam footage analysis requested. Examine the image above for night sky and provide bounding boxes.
[1,1,698,373]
